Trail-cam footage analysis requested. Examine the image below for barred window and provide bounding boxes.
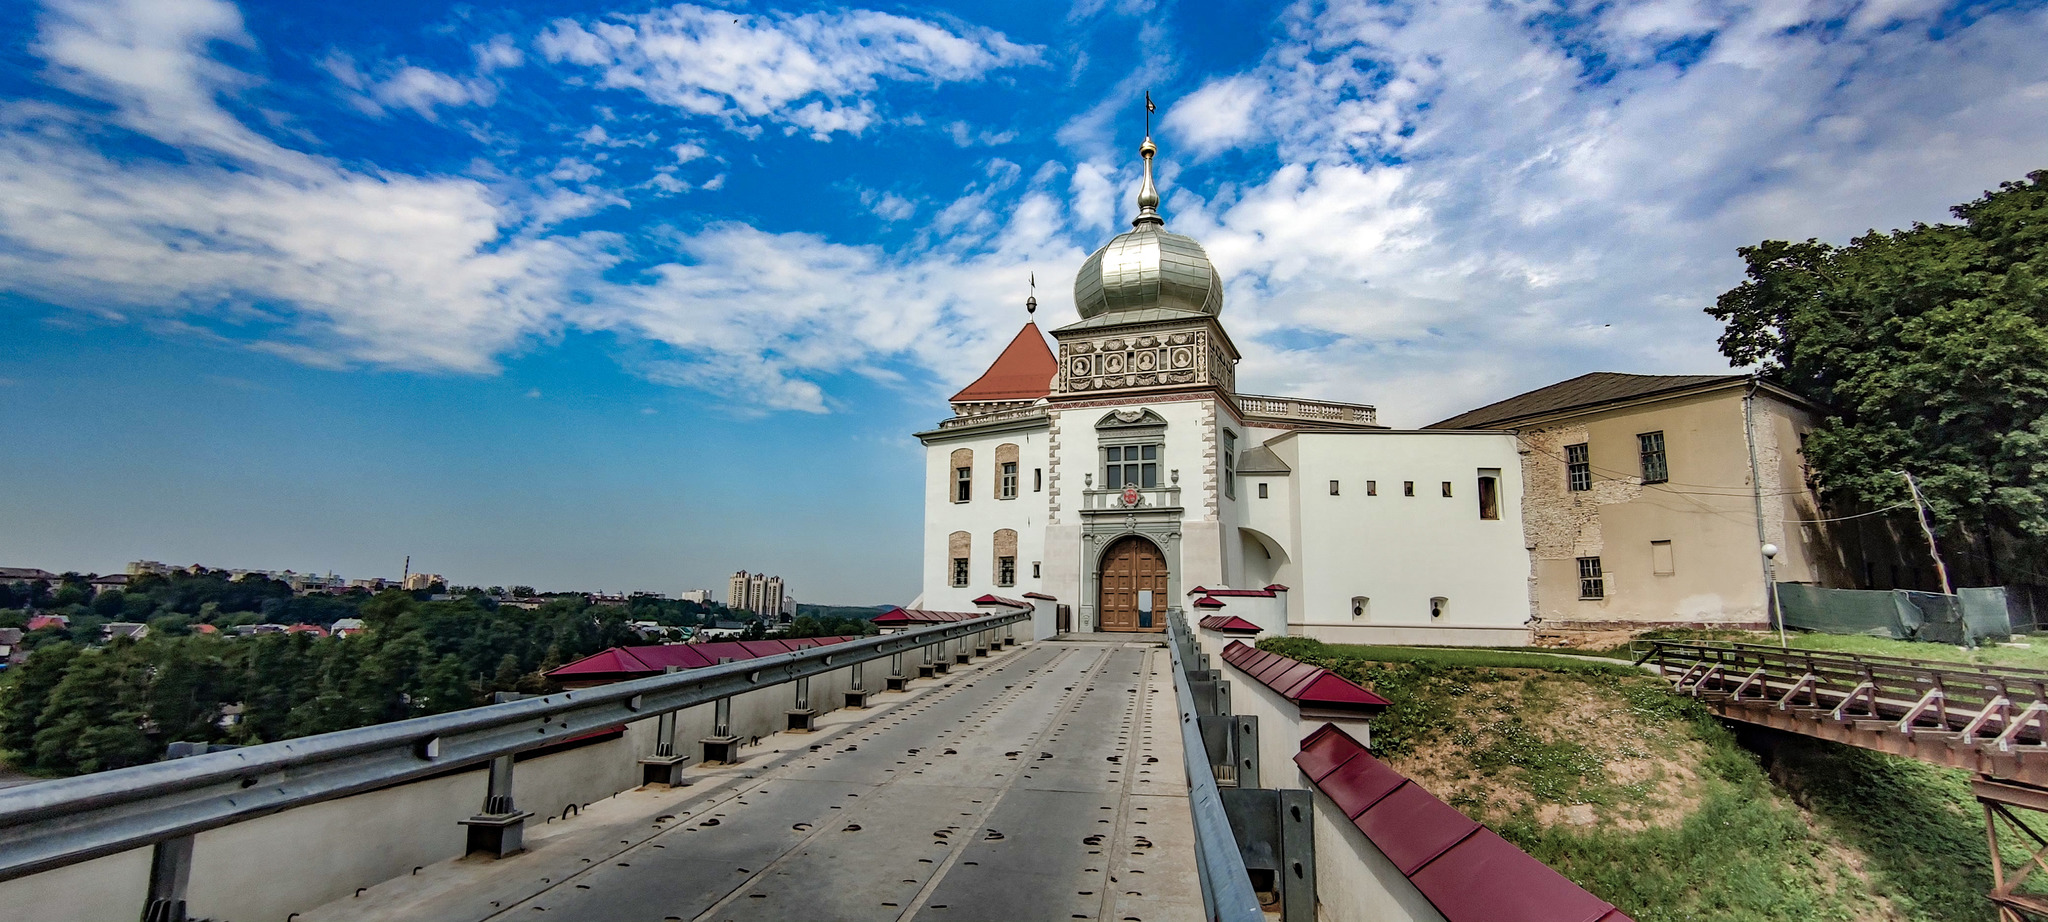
[952,558,969,587]
[1566,443,1592,492]
[997,556,1016,587]
[1578,557,1605,599]
[1638,432,1668,484]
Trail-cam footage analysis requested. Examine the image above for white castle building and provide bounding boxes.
[915,135,1532,645]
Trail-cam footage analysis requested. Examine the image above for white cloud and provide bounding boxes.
[320,51,496,120]
[1149,0,2048,424]
[537,4,1042,139]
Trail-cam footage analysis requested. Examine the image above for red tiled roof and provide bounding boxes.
[1294,724,1632,922]
[972,594,1034,610]
[951,322,1057,404]
[547,636,859,681]
[1264,584,1289,592]
[25,615,68,631]
[1220,641,1389,714]
[1193,596,1227,609]
[1197,614,1262,633]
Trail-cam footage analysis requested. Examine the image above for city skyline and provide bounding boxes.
[4,0,2047,603]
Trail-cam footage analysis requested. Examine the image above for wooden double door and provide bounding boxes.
[1098,535,1168,632]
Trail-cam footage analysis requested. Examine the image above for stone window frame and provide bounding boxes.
[1094,409,1167,491]
[994,529,1019,587]
[996,443,1021,500]
[949,531,971,587]
[950,448,974,503]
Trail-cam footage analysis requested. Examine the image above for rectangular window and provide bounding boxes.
[1651,540,1675,576]
[1223,431,1237,500]
[1578,557,1605,599]
[1258,482,1269,499]
[1104,444,1161,490]
[1478,470,1501,520]
[955,466,972,502]
[1639,432,1668,484]
[1441,481,1453,497]
[1034,468,1043,492]
[1000,462,1018,499]
[997,556,1016,587]
[1566,443,1592,492]
[1329,480,1340,496]
[1366,480,1377,496]
[1403,481,1415,496]
[1032,561,1041,579]
[952,558,969,587]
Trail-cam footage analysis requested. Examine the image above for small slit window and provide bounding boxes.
[1478,470,1501,520]
[1258,482,1269,499]
[1441,481,1453,497]
[1329,480,1340,496]
[1366,480,1377,496]
[1403,481,1415,496]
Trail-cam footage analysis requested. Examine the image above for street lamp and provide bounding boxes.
[1762,543,1785,647]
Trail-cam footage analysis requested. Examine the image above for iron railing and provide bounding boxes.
[0,612,1027,890]
[1164,608,1266,922]
[1635,639,2048,750]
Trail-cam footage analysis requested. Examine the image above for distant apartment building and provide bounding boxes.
[726,571,787,615]
[676,589,711,603]
[402,573,444,591]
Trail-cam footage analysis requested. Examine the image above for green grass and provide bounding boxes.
[1261,636,2026,922]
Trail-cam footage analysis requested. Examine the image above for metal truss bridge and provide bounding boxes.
[1638,639,2048,921]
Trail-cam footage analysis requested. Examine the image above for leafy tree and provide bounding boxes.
[1710,170,2048,583]
[32,647,154,773]
[0,641,79,764]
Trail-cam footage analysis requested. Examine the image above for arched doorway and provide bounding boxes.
[1098,535,1168,632]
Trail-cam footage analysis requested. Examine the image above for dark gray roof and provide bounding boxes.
[1428,373,1749,430]
[1236,445,1292,474]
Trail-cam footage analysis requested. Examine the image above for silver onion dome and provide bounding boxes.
[1073,136,1223,320]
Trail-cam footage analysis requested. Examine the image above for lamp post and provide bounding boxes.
[1762,543,1785,647]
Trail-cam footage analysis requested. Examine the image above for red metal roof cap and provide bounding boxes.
[1198,615,1262,634]
[972,594,1033,609]
[1201,588,1276,598]
[1264,584,1289,592]
[1296,671,1393,708]
[1410,829,1626,922]
[950,322,1056,403]
[1193,596,1227,609]
[1292,724,1632,922]
[1023,592,1058,600]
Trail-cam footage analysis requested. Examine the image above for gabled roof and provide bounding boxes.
[1427,372,1752,430]
[1197,614,1262,633]
[1193,596,1227,609]
[1236,445,1291,474]
[1294,724,1632,922]
[951,323,1057,404]
[1221,640,1389,714]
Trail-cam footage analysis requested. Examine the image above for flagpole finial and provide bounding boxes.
[1134,97,1162,227]
[1026,272,1037,315]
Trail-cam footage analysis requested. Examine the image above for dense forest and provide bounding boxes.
[0,570,880,776]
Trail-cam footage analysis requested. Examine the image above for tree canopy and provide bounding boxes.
[1710,170,2048,581]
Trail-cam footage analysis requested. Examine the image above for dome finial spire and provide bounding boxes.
[1134,92,1163,227]
[1026,271,1037,316]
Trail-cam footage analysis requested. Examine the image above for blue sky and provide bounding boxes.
[2,0,2045,603]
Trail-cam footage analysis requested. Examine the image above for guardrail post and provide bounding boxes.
[788,675,817,731]
[458,754,532,858]
[955,634,973,665]
[139,835,193,922]
[846,659,871,708]
[640,666,689,785]
[702,693,742,764]
[888,651,909,690]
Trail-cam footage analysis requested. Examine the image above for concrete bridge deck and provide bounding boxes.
[303,638,1202,922]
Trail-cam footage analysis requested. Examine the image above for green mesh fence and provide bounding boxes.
[1775,583,2013,645]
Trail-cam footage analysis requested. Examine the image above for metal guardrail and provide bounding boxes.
[1164,609,1266,922]
[0,612,1027,887]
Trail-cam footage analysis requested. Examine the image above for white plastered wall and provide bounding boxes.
[919,422,1052,610]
